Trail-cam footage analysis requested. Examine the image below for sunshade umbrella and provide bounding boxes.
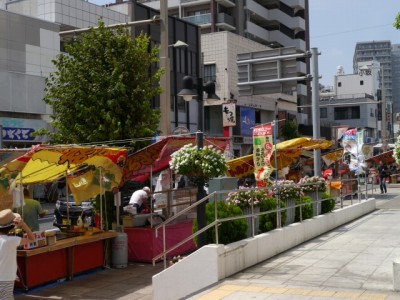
[226,138,333,178]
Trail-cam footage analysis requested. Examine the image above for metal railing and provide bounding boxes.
[151,178,377,269]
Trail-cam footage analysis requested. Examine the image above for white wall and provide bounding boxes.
[153,199,377,300]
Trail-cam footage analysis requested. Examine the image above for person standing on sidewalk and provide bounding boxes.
[377,161,388,194]
[0,209,36,299]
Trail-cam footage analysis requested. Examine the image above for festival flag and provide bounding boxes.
[253,124,273,187]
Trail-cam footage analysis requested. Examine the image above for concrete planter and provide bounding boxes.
[243,206,260,237]
[305,191,321,216]
[284,198,295,225]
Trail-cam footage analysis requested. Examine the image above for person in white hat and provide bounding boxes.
[128,186,151,213]
[0,209,36,299]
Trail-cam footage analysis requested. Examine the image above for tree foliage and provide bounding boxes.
[281,120,300,140]
[394,12,400,29]
[41,20,162,148]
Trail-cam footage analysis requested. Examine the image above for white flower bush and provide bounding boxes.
[169,144,227,181]
[298,176,327,193]
[394,135,400,164]
[273,180,301,201]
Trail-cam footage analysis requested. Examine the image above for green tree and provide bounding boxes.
[281,120,300,140]
[41,20,162,147]
[394,13,400,29]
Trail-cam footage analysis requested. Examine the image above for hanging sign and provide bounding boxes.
[222,103,236,127]
[253,124,274,187]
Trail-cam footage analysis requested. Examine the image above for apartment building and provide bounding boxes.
[392,44,400,134]
[0,0,201,139]
[353,40,393,139]
[139,0,310,122]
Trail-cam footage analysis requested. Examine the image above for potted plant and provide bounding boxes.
[226,189,265,237]
[298,176,327,216]
[273,180,302,225]
[169,144,227,182]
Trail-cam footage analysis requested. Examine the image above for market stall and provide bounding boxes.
[124,220,195,263]
[0,146,127,290]
[15,231,118,290]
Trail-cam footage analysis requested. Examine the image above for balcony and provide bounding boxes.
[216,12,236,31]
[280,0,305,10]
[180,0,211,7]
[246,0,305,32]
[215,0,236,8]
[182,13,211,27]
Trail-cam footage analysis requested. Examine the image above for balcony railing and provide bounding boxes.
[182,13,211,26]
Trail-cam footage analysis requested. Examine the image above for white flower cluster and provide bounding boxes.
[298,176,327,193]
[394,135,400,165]
[274,180,301,201]
[170,144,227,180]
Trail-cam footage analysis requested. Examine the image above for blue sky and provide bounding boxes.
[89,0,400,87]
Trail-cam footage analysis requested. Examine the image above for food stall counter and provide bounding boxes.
[16,231,119,291]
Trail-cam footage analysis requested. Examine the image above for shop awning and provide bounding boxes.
[226,138,333,178]
[124,136,229,183]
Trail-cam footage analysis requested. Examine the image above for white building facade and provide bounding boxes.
[321,61,380,143]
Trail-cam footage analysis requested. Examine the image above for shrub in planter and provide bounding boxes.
[294,195,313,222]
[259,197,287,233]
[193,200,247,245]
[299,176,327,193]
[321,192,336,214]
[226,189,263,210]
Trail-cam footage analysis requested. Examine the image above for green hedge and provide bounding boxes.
[294,195,313,222]
[193,200,247,245]
[258,197,286,233]
[321,192,336,214]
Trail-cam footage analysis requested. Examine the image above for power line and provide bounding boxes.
[312,23,393,39]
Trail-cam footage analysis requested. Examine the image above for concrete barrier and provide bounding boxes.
[152,198,376,300]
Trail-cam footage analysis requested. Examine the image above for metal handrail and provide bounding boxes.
[151,179,376,269]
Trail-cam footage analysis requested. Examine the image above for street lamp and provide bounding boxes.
[178,75,220,248]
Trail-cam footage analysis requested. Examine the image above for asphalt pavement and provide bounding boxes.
[14,184,400,300]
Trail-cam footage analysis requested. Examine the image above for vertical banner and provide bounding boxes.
[253,124,273,187]
[240,107,255,136]
[222,103,236,127]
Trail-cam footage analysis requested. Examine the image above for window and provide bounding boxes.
[320,108,327,118]
[360,80,364,85]
[334,106,360,120]
[338,82,342,87]
[204,64,216,83]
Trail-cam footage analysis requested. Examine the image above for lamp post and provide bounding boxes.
[178,76,220,248]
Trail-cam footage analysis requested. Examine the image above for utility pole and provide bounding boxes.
[311,48,321,177]
[159,0,170,136]
[381,65,388,152]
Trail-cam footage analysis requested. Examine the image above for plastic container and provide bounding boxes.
[111,232,128,268]
[122,215,135,227]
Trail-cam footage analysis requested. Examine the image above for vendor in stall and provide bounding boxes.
[128,187,151,214]
[14,188,47,232]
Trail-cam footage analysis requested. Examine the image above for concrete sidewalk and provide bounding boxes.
[14,185,400,300]
[189,186,400,300]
